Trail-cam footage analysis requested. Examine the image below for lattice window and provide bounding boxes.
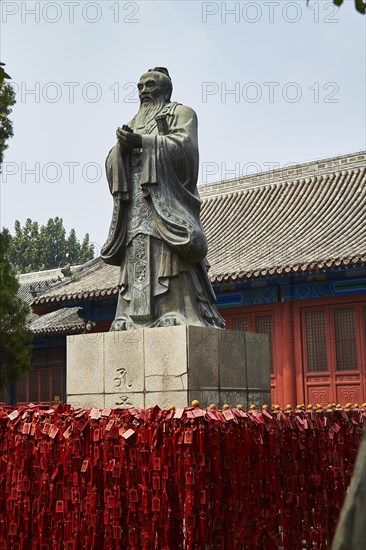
[255,316,274,374]
[17,367,63,404]
[29,370,39,403]
[334,309,358,371]
[305,311,328,372]
[232,317,249,332]
[52,369,63,402]
[17,376,27,403]
[40,369,50,402]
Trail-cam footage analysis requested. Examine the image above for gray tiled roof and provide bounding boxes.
[200,151,366,281]
[30,307,85,335]
[31,257,119,305]
[29,150,365,306]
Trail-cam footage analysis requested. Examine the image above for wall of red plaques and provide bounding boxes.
[0,404,364,550]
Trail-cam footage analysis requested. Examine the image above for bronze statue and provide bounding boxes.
[101,67,224,330]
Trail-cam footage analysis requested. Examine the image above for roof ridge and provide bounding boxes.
[30,257,104,300]
[199,151,366,198]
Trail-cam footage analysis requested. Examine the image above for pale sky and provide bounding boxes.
[0,0,365,255]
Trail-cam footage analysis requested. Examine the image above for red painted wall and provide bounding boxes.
[222,293,366,406]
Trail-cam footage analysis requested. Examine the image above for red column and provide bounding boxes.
[281,301,297,406]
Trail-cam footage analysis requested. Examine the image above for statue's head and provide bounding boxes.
[138,67,172,105]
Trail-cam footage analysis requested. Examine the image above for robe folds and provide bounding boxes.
[101,102,224,330]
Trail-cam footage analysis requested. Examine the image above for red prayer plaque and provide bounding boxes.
[122,428,135,440]
[173,408,184,419]
[153,457,161,471]
[49,426,59,439]
[80,459,89,473]
[129,489,138,503]
[152,497,160,512]
[51,467,59,481]
[185,471,195,485]
[192,409,205,418]
[198,453,205,467]
[112,464,121,478]
[186,515,195,529]
[105,419,114,431]
[22,422,31,435]
[22,479,31,491]
[152,476,160,490]
[101,408,111,417]
[8,410,19,421]
[94,446,100,460]
[89,408,100,419]
[113,525,122,539]
[223,409,235,421]
[62,426,72,439]
[56,500,64,513]
[184,430,193,444]
[42,423,51,435]
[107,495,115,508]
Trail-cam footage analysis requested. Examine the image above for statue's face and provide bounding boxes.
[137,72,166,105]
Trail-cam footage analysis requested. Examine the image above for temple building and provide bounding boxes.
[2,150,365,406]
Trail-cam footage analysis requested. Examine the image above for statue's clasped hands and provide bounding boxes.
[116,125,142,151]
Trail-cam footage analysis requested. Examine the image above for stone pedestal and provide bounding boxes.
[66,326,270,409]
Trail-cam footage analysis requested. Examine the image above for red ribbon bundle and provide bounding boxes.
[0,404,364,549]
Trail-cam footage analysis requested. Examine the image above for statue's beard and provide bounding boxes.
[133,97,166,132]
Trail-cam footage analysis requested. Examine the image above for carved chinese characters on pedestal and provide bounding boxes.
[101,67,224,331]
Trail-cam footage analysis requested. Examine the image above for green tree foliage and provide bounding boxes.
[9,218,95,272]
[335,0,365,14]
[12,219,40,272]
[66,228,81,265]
[80,233,95,263]
[307,0,365,14]
[0,64,15,167]
[0,64,32,391]
[0,230,33,389]
[38,217,67,270]
[0,62,11,85]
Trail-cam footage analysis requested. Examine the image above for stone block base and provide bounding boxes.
[67,326,270,409]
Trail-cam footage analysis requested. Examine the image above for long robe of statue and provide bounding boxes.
[101,67,224,331]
